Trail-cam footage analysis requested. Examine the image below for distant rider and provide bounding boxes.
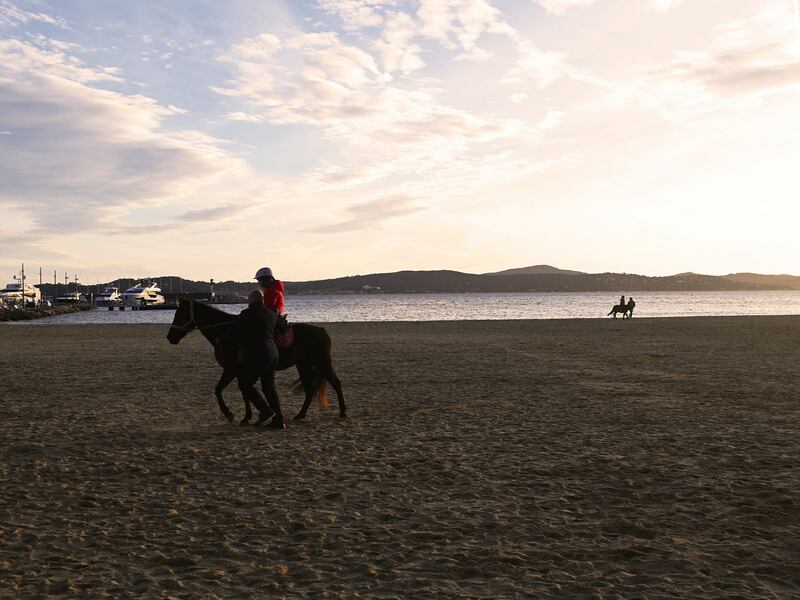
[619,294,626,308]
[220,289,283,428]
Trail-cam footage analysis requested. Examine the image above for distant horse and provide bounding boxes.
[607,302,633,319]
[166,299,346,423]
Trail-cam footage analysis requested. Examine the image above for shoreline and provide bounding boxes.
[4,313,800,326]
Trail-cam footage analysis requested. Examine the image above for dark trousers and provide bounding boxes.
[237,354,279,416]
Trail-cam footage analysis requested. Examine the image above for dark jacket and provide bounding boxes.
[222,301,278,359]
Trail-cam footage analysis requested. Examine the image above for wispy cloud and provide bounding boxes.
[416,0,514,60]
[0,0,68,29]
[317,0,397,30]
[306,194,426,232]
[535,0,598,15]
[173,203,252,223]
[214,30,521,153]
[535,0,684,14]
[599,3,800,122]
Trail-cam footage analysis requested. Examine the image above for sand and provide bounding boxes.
[1,316,799,598]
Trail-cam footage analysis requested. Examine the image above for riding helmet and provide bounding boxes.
[255,267,273,279]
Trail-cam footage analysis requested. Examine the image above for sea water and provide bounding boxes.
[12,291,800,324]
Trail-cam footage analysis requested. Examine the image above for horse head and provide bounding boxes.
[166,298,196,344]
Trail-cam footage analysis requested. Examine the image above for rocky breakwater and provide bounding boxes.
[0,304,94,322]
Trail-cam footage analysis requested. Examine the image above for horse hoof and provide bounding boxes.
[239,418,251,426]
[339,412,347,418]
[224,413,235,424]
[293,414,305,421]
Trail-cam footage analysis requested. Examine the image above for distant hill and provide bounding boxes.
[285,269,789,294]
[485,264,585,276]
[45,267,798,298]
[723,273,800,290]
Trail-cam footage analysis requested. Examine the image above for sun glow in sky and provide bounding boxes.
[1,0,799,282]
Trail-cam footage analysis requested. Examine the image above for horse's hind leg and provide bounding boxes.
[240,392,253,426]
[293,363,316,420]
[215,369,237,423]
[325,367,346,418]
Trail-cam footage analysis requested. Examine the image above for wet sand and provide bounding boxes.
[1,317,799,598]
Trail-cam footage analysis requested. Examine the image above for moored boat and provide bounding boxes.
[0,279,41,307]
[95,287,122,306]
[56,291,86,303]
[122,281,165,306]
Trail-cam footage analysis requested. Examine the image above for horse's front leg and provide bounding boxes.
[215,369,237,423]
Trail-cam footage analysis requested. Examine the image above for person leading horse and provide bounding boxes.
[218,289,284,428]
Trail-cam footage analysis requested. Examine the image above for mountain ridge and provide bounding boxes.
[43,267,800,297]
[484,264,585,276]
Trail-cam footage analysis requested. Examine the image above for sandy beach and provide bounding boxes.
[1,316,799,598]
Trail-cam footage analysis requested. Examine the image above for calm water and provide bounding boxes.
[11,291,800,324]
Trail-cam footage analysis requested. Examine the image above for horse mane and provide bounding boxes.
[179,299,237,345]
[188,299,237,324]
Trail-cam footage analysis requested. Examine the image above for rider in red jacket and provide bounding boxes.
[255,266,285,315]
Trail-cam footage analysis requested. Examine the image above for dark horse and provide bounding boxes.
[608,301,634,319]
[166,299,346,423]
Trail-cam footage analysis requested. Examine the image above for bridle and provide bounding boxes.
[169,300,197,333]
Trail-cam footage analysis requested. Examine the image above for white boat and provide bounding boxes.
[0,280,41,307]
[56,291,86,303]
[95,287,122,306]
[122,281,165,306]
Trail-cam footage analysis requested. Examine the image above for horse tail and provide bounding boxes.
[317,377,329,409]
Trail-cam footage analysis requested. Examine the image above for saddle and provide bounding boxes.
[275,314,294,349]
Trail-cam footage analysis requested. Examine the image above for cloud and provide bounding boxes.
[306,194,426,232]
[537,110,565,129]
[173,203,251,223]
[535,0,684,14]
[417,0,514,59]
[502,40,567,89]
[535,0,598,15]
[214,31,386,126]
[0,0,67,28]
[215,30,519,150]
[212,15,573,219]
[316,0,397,30]
[602,5,800,122]
[373,11,425,73]
[648,0,684,12]
[0,38,245,234]
[318,0,512,62]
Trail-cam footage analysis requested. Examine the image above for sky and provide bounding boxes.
[1,0,799,282]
